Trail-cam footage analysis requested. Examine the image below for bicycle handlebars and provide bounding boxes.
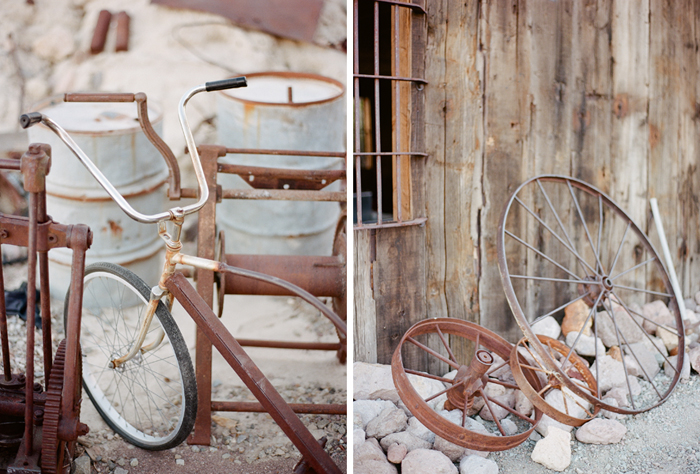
[19,76,247,224]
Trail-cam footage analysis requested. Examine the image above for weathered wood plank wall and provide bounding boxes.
[354,0,700,364]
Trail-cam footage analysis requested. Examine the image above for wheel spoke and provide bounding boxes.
[510,275,600,285]
[434,325,457,364]
[611,256,657,282]
[477,389,507,435]
[406,337,461,371]
[486,378,519,390]
[505,230,584,282]
[537,382,553,396]
[529,291,592,327]
[480,388,535,425]
[425,380,463,403]
[567,180,607,276]
[608,222,631,277]
[601,298,638,410]
[561,290,603,368]
[405,368,459,385]
[612,284,673,298]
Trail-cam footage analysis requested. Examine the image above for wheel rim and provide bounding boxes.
[80,270,187,446]
[498,175,684,414]
[391,318,543,451]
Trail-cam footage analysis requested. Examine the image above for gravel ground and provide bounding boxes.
[491,374,700,474]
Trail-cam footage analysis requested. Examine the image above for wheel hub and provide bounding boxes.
[578,274,613,309]
[445,349,493,410]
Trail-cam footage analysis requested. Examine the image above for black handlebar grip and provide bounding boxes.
[19,112,43,129]
[205,76,247,92]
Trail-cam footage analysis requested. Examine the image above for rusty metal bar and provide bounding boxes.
[222,189,345,202]
[374,0,427,13]
[0,159,21,171]
[224,254,344,297]
[236,339,342,351]
[23,194,37,456]
[218,163,345,190]
[225,148,345,158]
[0,240,10,381]
[164,272,341,474]
[37,190,52,390]
[354,151,427,156]
[90,10,111,54]
[394,3,402,222]
[353,73,427,84]
[115,11,130,52]
[374,0,383,224]
[354,217,427,230]
[354,0,363,226]
[212,401,346,415]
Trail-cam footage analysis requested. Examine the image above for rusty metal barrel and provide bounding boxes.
[27,98,168,298]
[216,72,345,255]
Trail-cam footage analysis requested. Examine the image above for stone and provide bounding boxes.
[459,455,499,474]
[664,354,691,383]
[622,355,643,377]
[365,406,408,439]
[684,309,700,328]
[531,316,561,340]
[386,443,408,463]
[686,298,698,312]
[514,390,534,418]
[72,455,91,474]
[566,332,605,357]
[488,354,516,385]
[355,438,388,463]
[114,468,129,474]
[32,26,76,62]
[575,418,627,444]
[531,426,572,472]
[479,391,515,422]
[605,387,629,408]
[500,418,518,436]
[535,388,588,436]
[600,397,624,419]
[353,429,366,451]
[354,399,397,428]
[562,299,593,336]
[406,416,436,443]
[434,435,468,462]
[607,346,622,361]
[689,346,700,373]
[211,414,238,431]
[130,458,138,467]
[642,300,675,335]
[379,431,431,452]
[483,382,507,398]
[402,449,458,474]
[353,363,401,402]
[354,439,399,474]
[657,326,680,352]
[595,307,645,348]
[638,335,668,356]
[623,343,661,380]
[436,410,489,458]
[591,355,628,393]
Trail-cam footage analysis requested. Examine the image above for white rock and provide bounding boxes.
[638,335,668,357]
[531,426,572,472]
[514,390,534,418]
[479,392,515,421]
[500,418,518,436]
[684,309,699,327]
[483,382,506,398]
[459,455,499,474]
[532,316,562,340]
[595,307,645,347]
[379,431,432,452]
[575,418,626,444]
[642,300,675,335]
[72,455,91,474]
[689,346,700,373]
[566,332,605,357]
[622,355,643,377]
[604,387,629,408]
[434,435,468,462]
[657,326,679,352]
[623,343,660,380]
[354,399,397,428]
[353,427,366,451]
[355,459,398,474]
[386,443,408,464]
[406,416,436,443]
[32,26,75,62]
[534,388,588,436]
[355,438,390,463]
[664,355,691,383]
[600,397,624,419]
[695,290,700,307]
[436,410,489,458]
[365,406,408,439]
[354,363,400,402]
[402,449,458,474]
[590,355,627,393]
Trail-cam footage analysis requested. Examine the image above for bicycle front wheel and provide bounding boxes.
[66,262,196,450]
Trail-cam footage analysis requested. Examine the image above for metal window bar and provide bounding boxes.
[353,0,427,230]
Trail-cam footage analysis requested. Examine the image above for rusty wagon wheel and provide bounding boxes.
[391,318,543,451]
[510,335,599,427]
[498,175,685,414]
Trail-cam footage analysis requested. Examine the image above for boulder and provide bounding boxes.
[565,332,605,357]
[354,399,397,429]
[591,355,627,393]
[664,354,691,383]
[531,427,572,472]
[595,307,644,348]
[459,455,499,474]
[562,300,593,336]
[386,443,408,464]
[365,406,408,439]
[406,416,436,443]
[575,418,626,444]
[642,300,675,335]
[380,431,432,452]
[531,316,562,340]
[354,438,397,474]
[623,343,660,380]
[514,390,534,418]
[402,449,458,474]
[479,391,515,422]
[689,345,700,373]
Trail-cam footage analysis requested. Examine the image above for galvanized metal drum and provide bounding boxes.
[216,72,345,255]
[28,98,168,298]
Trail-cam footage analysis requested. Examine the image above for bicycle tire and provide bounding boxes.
[65,262,197,450]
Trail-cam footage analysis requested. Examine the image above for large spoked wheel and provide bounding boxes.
[392,318,543,451]
[511,335,599,427]
[498,175,684,414]
[65,262,197,450]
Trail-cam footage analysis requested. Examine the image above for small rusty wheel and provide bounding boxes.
[498,175,685,414]
[391,319,543,451]
[511,335,600,427]
[331,211,347,364]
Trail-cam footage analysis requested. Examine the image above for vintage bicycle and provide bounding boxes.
[20,77,346,474]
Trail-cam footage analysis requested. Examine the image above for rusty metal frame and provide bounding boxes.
[353,0,428,229]
[0,144,91,473]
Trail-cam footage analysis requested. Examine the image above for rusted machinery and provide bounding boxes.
[0,144,91,473]
[392,175,684,451]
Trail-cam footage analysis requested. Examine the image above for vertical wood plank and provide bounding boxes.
[353,230,377,362]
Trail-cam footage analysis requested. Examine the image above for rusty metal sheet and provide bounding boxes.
[151,0,324,42]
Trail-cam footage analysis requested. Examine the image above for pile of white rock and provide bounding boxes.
[353,292,700,473]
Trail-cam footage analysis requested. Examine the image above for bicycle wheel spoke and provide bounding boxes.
[407,337,461,371]
[434,325,457,364]
[505,230,584,282]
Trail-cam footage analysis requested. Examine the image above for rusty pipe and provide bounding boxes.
[115,12,130,52]
[236,339,341,351]
[211,401,346,415]
[90,10,112,54]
